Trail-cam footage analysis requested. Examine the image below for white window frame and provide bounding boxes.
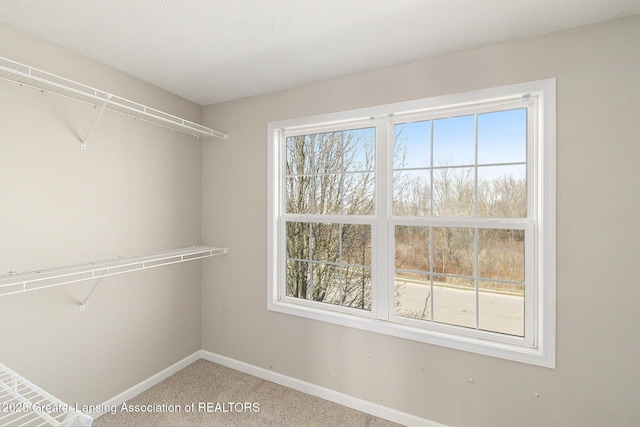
[267,79,556,368]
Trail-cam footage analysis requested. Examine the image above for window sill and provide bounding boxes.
[268,298,555,368]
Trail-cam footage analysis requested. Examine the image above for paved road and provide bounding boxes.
[395,278,524,336]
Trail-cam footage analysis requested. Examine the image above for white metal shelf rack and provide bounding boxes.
[0,361,92,426]
[0,56,228,147]
[0,246,228,301]
[0,246,227,424]
[1,56,230,425]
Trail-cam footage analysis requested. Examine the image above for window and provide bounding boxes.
[284,125,375,312]
[268,80,556,367]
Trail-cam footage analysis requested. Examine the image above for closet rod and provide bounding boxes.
[0,56,228,141]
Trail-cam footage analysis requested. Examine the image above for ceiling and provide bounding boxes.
[0,0,638,106]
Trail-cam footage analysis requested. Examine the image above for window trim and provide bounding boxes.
[267,79,556,368]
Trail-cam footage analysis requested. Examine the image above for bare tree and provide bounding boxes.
[286,129,374,309]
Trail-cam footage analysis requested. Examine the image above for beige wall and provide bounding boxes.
[201,15,640,427]
[0,23,204,405]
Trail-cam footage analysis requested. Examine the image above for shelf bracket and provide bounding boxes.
[81,95,112,149]
[79,276,104,311]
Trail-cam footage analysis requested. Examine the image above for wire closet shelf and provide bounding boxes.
[0,362,93,427]
[0,56,228,141]
[0,246,229,299]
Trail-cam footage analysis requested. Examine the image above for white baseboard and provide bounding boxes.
[198,350,445,427]
[87,351,201,419]
[90,349,446,427]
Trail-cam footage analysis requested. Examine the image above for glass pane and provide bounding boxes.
[311,223,340,262]
[432,167,474,216]
[395,272,431,320]
[313,173,342,214]
[343,172,375,215]
[342,266,371,310]
[478,229,525,281]
[286,260,311,299]
[394,121,431,169]
[312,263,340,305]
[478,280,524,336]
[432,227,474,277]
[433,275,476,329]
[341,224,371,266]
[344,128,375,172]
[286,221,310,260]
[395,226,430,272]
[314,132,343,174]
[393,170,430,216]
[286,175,313,214]
[433,114,475,166]
[478,108,526,165]
[286,135,313,175]
[477,165,526,218]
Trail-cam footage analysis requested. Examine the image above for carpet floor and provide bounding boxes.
[93,359,402,426]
